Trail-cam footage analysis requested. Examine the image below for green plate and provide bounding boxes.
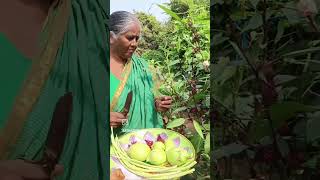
[110,128,196,178]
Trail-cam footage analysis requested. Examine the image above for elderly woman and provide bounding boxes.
[0,0,108,179]
[109,11,172,133]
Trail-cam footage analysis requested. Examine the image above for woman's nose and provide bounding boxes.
[131,39,138,47]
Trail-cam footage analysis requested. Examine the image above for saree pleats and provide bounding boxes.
[0,0,109,179]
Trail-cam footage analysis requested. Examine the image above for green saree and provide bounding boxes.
[110,73,120,102]
[0,33,31,128]
[0,0,109,179]
[111,55,163,134]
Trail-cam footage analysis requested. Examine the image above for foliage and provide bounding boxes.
[134,11,162,53]
[136,0,210,179]
[212,0,320,179]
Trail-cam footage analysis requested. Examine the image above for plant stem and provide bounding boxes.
[262,0,268,55]
[307,15,319,32]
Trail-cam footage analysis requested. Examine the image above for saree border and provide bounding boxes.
[110,59,132,111]
[0,0,71,159]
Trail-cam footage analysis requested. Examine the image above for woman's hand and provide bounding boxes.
[110,169,125,180]
[110,112,127,128]
[155,96,172,112]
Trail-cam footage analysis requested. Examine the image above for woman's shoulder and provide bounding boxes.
[132,54,148,64]
[131,54,151,69]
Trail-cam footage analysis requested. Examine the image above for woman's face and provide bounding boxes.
[111,23,140,60]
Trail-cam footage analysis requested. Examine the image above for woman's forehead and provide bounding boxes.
[123,23,141,35]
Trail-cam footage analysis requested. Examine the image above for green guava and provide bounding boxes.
[166,148,191,166]
[153,141,165,150]
[180,149,191,162]
[146,149,167,165]
[164,139,176,151]
[128,143,151,161]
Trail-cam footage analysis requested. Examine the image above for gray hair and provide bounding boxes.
[110,11,142,38]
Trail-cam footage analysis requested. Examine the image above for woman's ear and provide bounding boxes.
[110,31,116,44]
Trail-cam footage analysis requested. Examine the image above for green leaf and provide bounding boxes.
[265,10,273,20]
[211,33,229,46]
[212,143,248,159]
[309,40,320,47]
[211,0,224,5]
[192,93,207,103]
[281,47,320,57]
[203,123,210,131]
[275,20,285,43]
[249,119,272,141]
[274,75,296,85]
[202,154,210,162]
[216,66,237,85]
[172,107,187,114]
[230,10,250,21]
[212,57,230,78]
[157,4,182,22]
[242,13,263,32]
[270,102,319,129]
[193,120,204,139]
[250,0,260,9]
[190,134,204,154]
[303,155,320,169]
[259,136,273,146]
[246,149,256,159]
[250,31,257,41]
[307,112,320,142]
[169,59,180,66]
[277,137,290,157]
[166,118,186,128]
[204,133,210,154]
[235,96,254,119]
[282,2,300,24]
[293,120,306,138]
[229,41,247,62]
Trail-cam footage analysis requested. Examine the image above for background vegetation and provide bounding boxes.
[212,0,320,179]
